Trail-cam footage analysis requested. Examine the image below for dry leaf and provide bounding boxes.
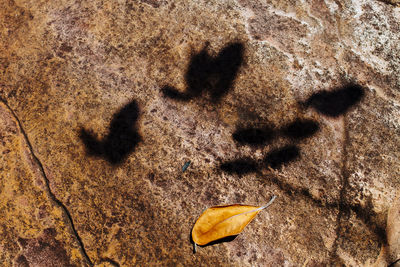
[192,196,276,246]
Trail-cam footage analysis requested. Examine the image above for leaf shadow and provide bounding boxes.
[263,145,300,170]
[189,229,239,253]
[232,126,275,147]
[220,158,259,176]
[304,83,365,117]
[161,42,244,103]
[200,235,239,247]
[79,100,141,165]
[280,119,320,140]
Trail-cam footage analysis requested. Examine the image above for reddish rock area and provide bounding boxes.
[1,0,399,266]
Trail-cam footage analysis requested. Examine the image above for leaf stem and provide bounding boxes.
[218,195,277,225]
[261,195,277,210]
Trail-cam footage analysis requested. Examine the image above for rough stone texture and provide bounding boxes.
[381,0,400,6]
[0,102,84,266]
[0,0,399,266]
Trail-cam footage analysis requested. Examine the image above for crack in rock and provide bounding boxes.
[0,98,93,267]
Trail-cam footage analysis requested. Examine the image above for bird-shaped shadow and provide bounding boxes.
[162,42,244,103]
[79,100,141,165]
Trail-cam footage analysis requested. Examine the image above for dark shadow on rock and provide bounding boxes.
[264,145,300,169]
[220,158,259,175]
[189,230,196,253]
[263,173,387,260]
[189,229,238,253]
[388,258,400,267]
[161,42,244,103]
[79,100,141,165]
[304,83,364,117]
[280,119,320,140]
[200,235,239,247]
[232,126,275,147]
[221,120,319,175]
[161,85,190,101]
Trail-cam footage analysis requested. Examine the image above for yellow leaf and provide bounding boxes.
[192,196,276,246]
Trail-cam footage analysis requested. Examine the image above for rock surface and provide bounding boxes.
[1,0,400,266]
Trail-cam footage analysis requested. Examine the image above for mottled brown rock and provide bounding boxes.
[15,228,74,267]
[372,191,400,266]
[380,0,400,6]
[0,102,84,265]
[1,0,400,266]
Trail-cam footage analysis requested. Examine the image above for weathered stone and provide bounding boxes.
[1,0,399,266]
[0,102,85,266]
[380,0,400,6]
